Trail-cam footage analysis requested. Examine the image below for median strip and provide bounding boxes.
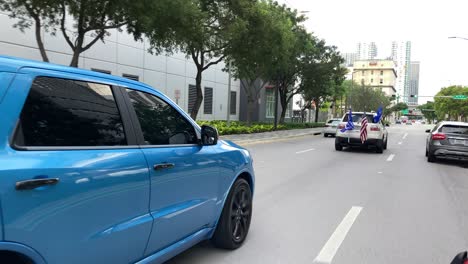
[313,206,363,264]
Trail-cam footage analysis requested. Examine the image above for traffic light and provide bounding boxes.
[410,94,418,98]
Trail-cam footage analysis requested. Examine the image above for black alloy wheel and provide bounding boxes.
[212,178,252,249]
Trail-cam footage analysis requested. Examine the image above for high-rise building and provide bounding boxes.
[408,61,420,105]
[390,41,411,103]
[356,42,378,60]
[341,52,357,67]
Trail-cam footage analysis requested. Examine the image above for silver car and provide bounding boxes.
[426,121,468,162]
[323,119,341,137]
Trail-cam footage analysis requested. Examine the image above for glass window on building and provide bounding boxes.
[380,79,383,84]
[380,70,384,75]
[371,79,374,83]
[265,88,275,118]
[362,70,365,76]
[371,70,374,75]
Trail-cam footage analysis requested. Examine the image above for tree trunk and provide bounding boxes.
[246,98,255,126]
[190,69,203,120]
[279,90,288,124]
[33,16,49,62]
[70,51,80,67]
[315,104,320,123]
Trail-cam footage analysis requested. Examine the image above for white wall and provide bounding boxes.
[0,13,239,121]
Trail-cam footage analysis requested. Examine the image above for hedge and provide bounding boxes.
[196,120,326,135]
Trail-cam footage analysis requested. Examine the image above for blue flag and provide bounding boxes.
[373,106,383,123]
[340,109,355,132]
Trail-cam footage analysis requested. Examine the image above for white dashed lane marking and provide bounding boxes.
[295,148,315,154]
[313,206,363,264]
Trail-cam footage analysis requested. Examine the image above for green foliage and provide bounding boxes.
[347,84,391,112]
[417,101,437,123]
[142,0,254,120]
[434,85,468,121]
[197,120,325,135]
[388,102,408,113]
[227,0,296,124]
[300,42,346,122]
[0,0,155,66]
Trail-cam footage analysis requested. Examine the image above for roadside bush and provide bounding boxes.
[197,120,325,135]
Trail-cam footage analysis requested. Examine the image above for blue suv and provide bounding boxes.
[0,56,255,264]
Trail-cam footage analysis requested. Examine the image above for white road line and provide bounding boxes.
[313,206,363,264]
[402,133,408,140]
[387,154,395,162]
[295,148,315,154]
[398,142,402,145]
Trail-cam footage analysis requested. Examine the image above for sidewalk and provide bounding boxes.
[220,127,324,145]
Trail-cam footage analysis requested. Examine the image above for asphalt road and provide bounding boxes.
[167,124,468,264]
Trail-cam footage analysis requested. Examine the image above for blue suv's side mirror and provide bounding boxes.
[201,125,218,146]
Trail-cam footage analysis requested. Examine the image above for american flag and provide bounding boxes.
[360,115,368,143]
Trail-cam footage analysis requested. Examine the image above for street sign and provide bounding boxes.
[401,109,409,115]
[452,95,467,100]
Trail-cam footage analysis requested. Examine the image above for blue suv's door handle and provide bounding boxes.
[153,163,175,171]
[16,178,60,190]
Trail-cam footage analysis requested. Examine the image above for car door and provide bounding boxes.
[0,71,152,264]
[119,87,220,255]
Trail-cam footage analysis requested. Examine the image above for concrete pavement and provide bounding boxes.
[167,124,468,264]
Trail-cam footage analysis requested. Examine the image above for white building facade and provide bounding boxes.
[0,11,240,121]
[390,41,411,103]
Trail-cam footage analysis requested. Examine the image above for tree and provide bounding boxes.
[142,0,253,120]
[347,84,391,112]
[434,86,468,121]
[273,25,310,124]
[228,0,296,125]
[0,0,170,67]
[418,101,437,124]
[0,0,58,62]
[300,42,347,122]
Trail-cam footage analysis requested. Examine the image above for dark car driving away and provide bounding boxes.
[426,121,468,162]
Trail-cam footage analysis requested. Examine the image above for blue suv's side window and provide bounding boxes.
[15,77,127,147]
[125,89,197,145]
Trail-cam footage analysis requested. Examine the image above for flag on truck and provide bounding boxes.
[340,109,355,133]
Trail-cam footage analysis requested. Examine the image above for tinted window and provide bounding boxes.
[440,125,468,135]
[343,114,374,123]
[126,89,197,145]
[16,77,126,147]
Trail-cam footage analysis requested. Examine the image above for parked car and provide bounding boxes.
[0,56,255,264]
[335,112,388,153]
[426,121,468,162]
[396,120,402,124]
[406,122,413,125]
[323,118,341,137]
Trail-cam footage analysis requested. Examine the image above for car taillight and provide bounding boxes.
[432,133,446,140]
[338,124,345,129]
[370,126,380,131]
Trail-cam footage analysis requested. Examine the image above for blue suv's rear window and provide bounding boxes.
[14,77,127,147]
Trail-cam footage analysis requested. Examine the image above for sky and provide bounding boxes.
[277,0,468,104]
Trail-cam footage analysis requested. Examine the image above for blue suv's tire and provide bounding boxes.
[212,178,252,249]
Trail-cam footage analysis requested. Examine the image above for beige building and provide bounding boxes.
[352,60,397,96]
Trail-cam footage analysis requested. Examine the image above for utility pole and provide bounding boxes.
[227,60,232,126]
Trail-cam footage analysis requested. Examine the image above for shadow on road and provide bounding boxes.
[433,159,468,169]
[164,241,221,264]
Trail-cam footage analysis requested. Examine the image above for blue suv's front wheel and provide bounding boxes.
[212,178,252,249]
